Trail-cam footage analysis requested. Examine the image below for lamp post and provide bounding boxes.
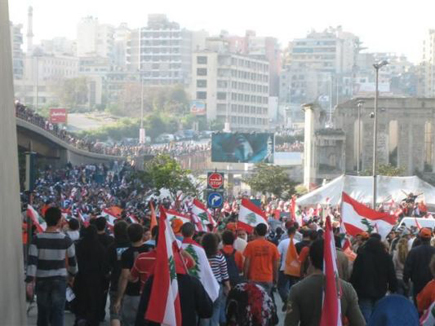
[372,60,388,209]
[357,100,364,175]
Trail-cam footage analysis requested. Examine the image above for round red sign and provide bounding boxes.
[208,173,223,189]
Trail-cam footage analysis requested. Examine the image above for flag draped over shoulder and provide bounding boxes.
[145,208,182,326]
[238,198,268,232]
[320,216,342,326]
[284,237,300,277]
[181,240,220,302]
[27,205,47,233]
[341,192,396,239]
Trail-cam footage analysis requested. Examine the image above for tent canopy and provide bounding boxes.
[296,175,435,207]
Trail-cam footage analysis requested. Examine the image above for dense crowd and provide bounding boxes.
[22,163,435,326]
[15,102,210,158]
[275,142,304,153]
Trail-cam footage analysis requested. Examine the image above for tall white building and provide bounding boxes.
[127,14,193,86]
[280,26,360,105]
[113,23,131,68]
[76,17,114,60]
[421,30,435,97]
[191,39,270,131]
[10,22,24,80]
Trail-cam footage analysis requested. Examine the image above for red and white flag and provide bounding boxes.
[101,208,119,228]
[341,192,396,239]
[192,199,216,229]
[27,205,47,233]
[166,210,191,225]
[145,208,182,326]
[320,216,342,326]
[238,198,268,232]
[78,211,89,227]
[127,214,139,224]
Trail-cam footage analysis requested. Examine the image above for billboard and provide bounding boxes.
[49,108,68,124]
[211,133,274,163]
[190,100,206,115]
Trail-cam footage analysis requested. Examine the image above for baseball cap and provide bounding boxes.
[420,228,432,239]
[171,219,184,234]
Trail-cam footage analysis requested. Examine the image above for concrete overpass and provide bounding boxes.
[16,116,125,166]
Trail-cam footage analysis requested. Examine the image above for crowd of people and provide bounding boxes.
[22,163,435,326]
[274,142,304,153]
[15,102,211,159]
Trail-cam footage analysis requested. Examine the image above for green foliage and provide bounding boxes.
[362,164,405,177]
[244,163,296,199]
[143,154,197,198]
[55,77,89,109]
[295,184,308,196]
[209,119,224,131]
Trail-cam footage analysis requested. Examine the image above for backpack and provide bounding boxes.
[221,249,243,287]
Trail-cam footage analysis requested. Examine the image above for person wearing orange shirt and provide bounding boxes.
[243,223,280,294]
[221,230,244,279]
[417,256,435,314]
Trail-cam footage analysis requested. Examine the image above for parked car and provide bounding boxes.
[154,133,175,143]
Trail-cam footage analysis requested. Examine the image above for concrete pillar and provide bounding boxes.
[0,0,27,324]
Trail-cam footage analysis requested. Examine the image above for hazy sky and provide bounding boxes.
[8,0,435,63]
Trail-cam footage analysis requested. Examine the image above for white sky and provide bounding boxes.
[8,0,435,63]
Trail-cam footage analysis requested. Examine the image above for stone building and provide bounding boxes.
[334,97,435,176]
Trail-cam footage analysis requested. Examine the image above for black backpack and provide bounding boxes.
[221,249,243,287]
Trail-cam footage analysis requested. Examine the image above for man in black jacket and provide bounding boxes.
[350,235,397,323]
[135,273,213,326]
[403,227,435,304]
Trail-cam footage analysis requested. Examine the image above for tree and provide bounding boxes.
[209,119,224,131]
[244,163,296,199]
[362,164,405,177]
[144,154,198,199]
[56,77,89,109]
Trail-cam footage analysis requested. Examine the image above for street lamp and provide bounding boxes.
[372,60,388,209]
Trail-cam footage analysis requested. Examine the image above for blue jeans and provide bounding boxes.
[200,285,224,326]
[358,298,378,323]
[36,278,67,326]
[277,271,299,304]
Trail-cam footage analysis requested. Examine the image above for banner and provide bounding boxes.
[211,133,274,163]
[49,108,68,124]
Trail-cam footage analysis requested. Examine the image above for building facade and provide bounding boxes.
[10,22,24,80]
[191,43,270,131]
[280,27,360,107]
[76,17,114,60]
[127,14,193,86]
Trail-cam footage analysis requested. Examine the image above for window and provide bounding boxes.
[196,91,207,100]
[197,80,207,88]
[217,104,226,112]
[197,56,208,64]
[217,92,227,100]
[197,68,207,76]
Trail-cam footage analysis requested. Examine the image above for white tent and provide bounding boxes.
[296,175,435,207]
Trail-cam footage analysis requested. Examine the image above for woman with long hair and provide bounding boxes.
[393,237,409,296]
[201,233,231,326]
[73,225,109,326]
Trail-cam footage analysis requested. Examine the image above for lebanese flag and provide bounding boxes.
[320,216,343,326]
[145,208,182,326]
[341,192,396,240]
[127,214,139,224]
[27,205,47,233]
[101,208,120,227]
[192,199,216,228]
[166,210,191,224]
[238,198,268,232]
